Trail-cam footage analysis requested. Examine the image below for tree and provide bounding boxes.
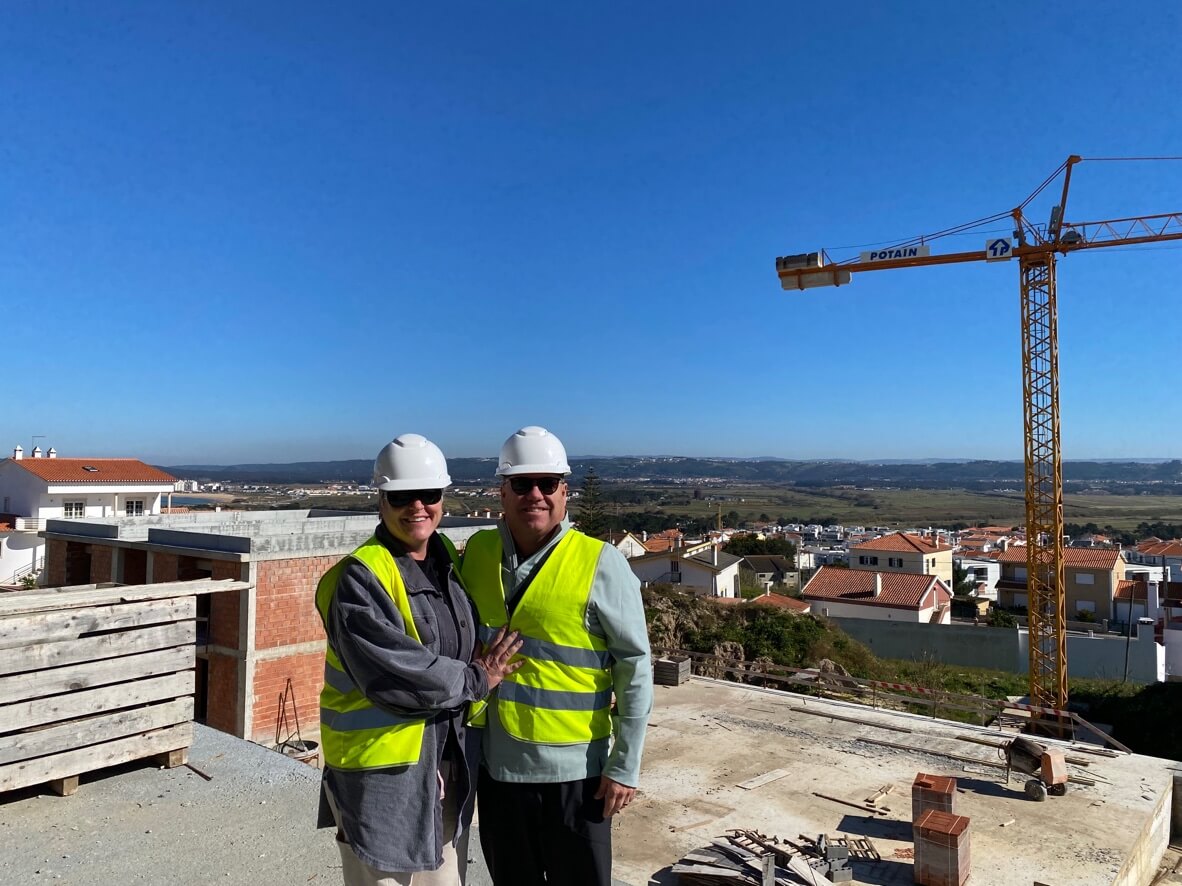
[575,466,612,538]
[952,565,977,597]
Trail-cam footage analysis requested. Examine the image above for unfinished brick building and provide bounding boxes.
[39,510,494,745]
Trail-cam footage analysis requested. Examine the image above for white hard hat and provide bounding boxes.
[497,426,571,477]
[372,434,451,491]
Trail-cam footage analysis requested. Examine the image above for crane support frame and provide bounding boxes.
[1018,254,1068,713]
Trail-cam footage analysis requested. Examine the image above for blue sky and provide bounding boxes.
[3,2,1180,465]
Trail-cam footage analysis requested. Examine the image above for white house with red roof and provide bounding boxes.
[802,566,952,624]
[0,445,176,586]
[848,531,954,586]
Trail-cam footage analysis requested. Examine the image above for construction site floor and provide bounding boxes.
[613,677,1181,885]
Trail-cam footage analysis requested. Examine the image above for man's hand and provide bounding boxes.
[473,627,524,692]
[593,776,636,817]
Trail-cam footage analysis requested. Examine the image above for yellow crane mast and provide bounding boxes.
[774,156,1182,723]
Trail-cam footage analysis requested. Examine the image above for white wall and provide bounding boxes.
[0,462,45,516]
[0,529,43,585]
[631,557,739,598]
[806,599,930,622]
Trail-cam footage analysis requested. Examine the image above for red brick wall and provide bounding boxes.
[212,560,245,582]
[251,651,324,744]
[254,556,335,650]
[209,588,242,649]
[45,538,68,587]
[63,541,92,585]
[205,653,240,735]
[89,544,113,584]
[177,555,209,581]
[152,552,178,583]
[246,555,337,742]
[123,549,147,585]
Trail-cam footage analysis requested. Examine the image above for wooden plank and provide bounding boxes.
[0,646,193,705]
[789,705,913,733]
[0,579,248,617]
[0,621,195,677]
[737,768,792,790]
[0,722,192,794]
[0,697,193,766]
[812,791,888,817]
[0,597,196,651]
[0,671,195,733]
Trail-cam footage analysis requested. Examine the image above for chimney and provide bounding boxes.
[12,445,22,460]
[712,544,719,566]
[874,573,882,597]
[641,531,648,542]
[48,447,57,459]
[1148,580,1161,622]
[32,446,42,458]
[999,537,1009,552]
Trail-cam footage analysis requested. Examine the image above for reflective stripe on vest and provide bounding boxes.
[314,535,462,770]
[461,528,613,744]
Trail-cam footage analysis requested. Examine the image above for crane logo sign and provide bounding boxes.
[858,245,931,262]
[986,238,1014,261]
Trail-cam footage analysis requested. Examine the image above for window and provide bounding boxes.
[63,501,85,518]
[888,557,902,568]
[869,556,878,566]
[125,500,145,517]
[1074,573,1094,585]
[858,556,867,565]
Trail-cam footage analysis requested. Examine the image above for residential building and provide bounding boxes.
[1126,538,1182,582]
[630,543,743,598]
[0,446,176,586]
[953,555,1002,600]
[849,531,954,585]
[740,554,795,591]
[995,546,1125,621]
[602,530,650,559]
[802,566,952,623]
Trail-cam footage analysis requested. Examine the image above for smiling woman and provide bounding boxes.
[313,432,523,885]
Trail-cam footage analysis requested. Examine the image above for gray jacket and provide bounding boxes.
[317,526,488,873]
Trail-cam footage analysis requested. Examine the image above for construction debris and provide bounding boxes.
[811,790,889,817]
[671,828,867,884]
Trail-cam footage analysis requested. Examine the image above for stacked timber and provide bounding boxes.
[654,655,691,686]
[0,579,243,796]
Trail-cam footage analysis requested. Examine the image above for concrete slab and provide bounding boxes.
[613,677,1180,886]
[0,724,636,886]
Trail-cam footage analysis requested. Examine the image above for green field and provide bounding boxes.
[586,484,1182,533]
[220,484,1182,536]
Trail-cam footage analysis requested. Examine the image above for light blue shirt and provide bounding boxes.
[480,518,653,787]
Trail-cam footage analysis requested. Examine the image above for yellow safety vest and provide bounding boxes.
[461,528,613,744]
[315,535,461,770]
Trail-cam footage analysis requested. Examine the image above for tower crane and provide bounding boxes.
[774,155,1182,723]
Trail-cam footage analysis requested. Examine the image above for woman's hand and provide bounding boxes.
[473,627,524,692]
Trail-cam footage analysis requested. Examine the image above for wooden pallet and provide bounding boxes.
[0,581,239,796]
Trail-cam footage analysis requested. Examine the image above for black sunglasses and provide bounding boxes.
[384,489,444,508]
[506,476,563,496]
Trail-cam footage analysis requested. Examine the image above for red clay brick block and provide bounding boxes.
[913,809,970,886]
[912,772,957,821]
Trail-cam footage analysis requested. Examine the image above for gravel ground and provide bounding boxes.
[0,724,635,885]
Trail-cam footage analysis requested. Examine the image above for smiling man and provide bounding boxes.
[460,426,652,886]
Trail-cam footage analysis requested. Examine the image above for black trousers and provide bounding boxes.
[478,768,612,886]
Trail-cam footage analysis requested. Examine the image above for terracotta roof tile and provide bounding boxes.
[748,594,811,613]
[802,567,949,610]
[851,532,951,554]
[1113,580,1148,602]
[997,546,1122,568]
[7,458,176,485]
[1135,540,1182,558]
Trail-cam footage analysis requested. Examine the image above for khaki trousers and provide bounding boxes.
[325,777,468,886]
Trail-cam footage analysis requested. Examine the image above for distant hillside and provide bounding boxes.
[163,456,1182,491]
